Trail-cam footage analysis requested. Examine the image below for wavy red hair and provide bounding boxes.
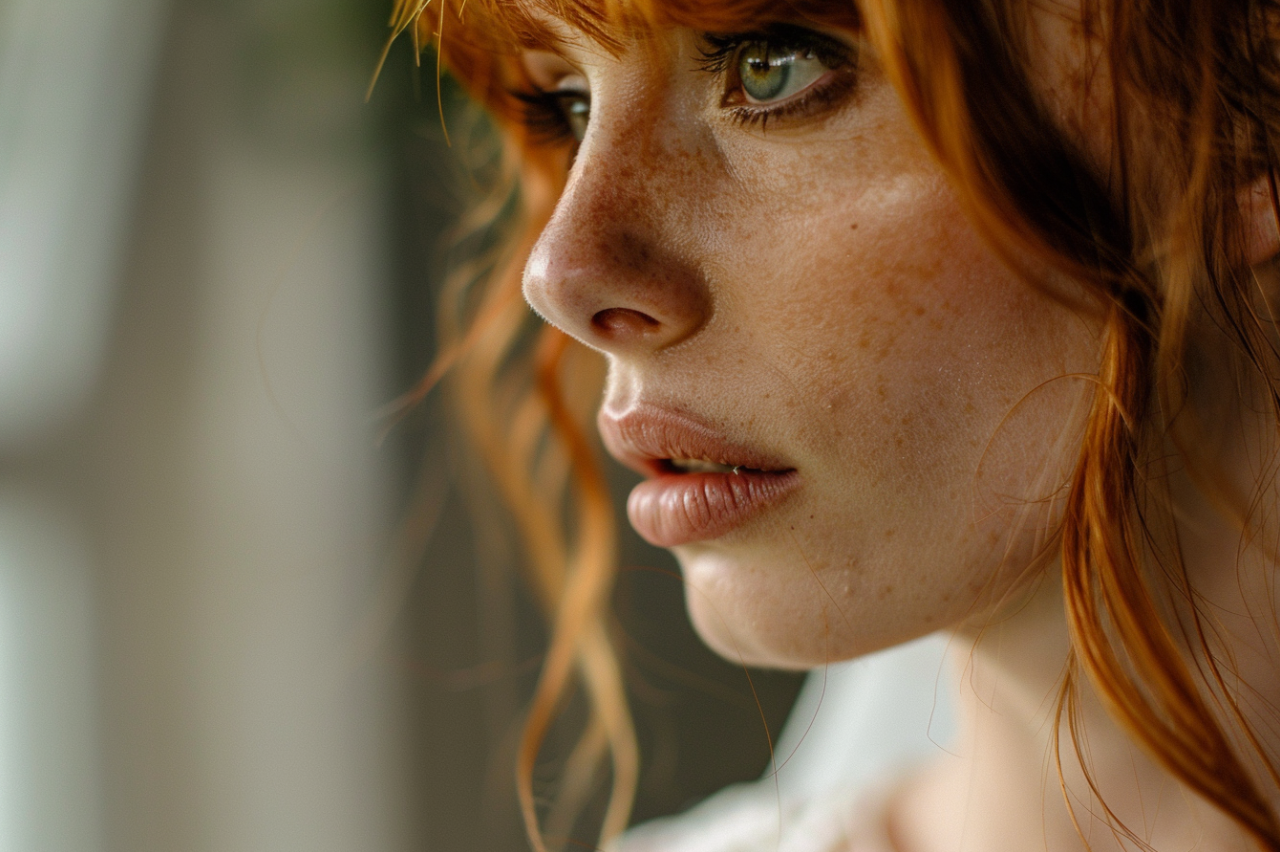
[387,0,1280,849]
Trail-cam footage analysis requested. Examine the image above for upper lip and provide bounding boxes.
[597,404,793,478]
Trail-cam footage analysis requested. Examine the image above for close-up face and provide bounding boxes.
[520,16,1102,669]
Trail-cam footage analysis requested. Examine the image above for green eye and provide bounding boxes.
[737,43,828,104]
[559,94,590,142]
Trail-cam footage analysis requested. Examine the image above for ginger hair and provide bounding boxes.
[387,0,1280,849]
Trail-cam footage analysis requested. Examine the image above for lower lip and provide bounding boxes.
[626,469,800,547]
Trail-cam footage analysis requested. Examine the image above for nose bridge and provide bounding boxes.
[522,92,712,355]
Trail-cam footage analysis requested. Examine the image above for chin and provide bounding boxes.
[674,541,976,672]
[676,548,870,671]
[685,607,816,671]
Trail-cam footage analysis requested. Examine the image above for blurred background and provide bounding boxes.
[0,0,805,849]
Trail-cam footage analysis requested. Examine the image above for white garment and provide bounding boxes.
[613,783,896,852]
[612,634,958,852]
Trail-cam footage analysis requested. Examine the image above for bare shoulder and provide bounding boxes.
[610,782,898,852]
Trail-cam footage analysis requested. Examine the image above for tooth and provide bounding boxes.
[672,459,737,474]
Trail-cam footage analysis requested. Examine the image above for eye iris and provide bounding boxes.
[560,95,590,142]
[739,44,793,102]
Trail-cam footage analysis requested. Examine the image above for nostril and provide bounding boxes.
[592,308,662,339]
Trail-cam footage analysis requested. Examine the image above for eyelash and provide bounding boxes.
[513,89,588,147]
[513,25,859,145]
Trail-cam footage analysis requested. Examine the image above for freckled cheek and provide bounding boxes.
[727,183,1013,464]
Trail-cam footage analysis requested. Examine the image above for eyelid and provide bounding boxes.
[551,73,590,95]
[698,24,855,70]
[522,49,587,92]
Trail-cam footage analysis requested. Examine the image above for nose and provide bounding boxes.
[522,141,712,355]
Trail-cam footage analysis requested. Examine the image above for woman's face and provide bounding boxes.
[520,20,1100,668]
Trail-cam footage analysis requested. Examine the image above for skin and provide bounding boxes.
[517,10,1280,852]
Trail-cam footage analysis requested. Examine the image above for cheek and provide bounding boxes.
[734,169,1085,475]
[685,168,1097,667]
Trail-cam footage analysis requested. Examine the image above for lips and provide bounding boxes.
[598,406,799,547]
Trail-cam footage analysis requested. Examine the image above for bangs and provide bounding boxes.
[400,0,862,62]
[390,0,862,122]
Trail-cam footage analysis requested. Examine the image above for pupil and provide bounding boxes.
[740,45,792,102]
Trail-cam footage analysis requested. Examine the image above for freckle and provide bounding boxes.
[850,222,859,230]
[884,528,896,539]
[878,584,894,600]
[913,306,925,317]
[988,531,1001,545]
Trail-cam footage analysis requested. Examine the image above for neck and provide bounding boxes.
[887,372,1280,852]
[890,568,1273,852]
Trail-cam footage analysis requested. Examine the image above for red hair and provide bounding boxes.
[389,0,1280,849]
